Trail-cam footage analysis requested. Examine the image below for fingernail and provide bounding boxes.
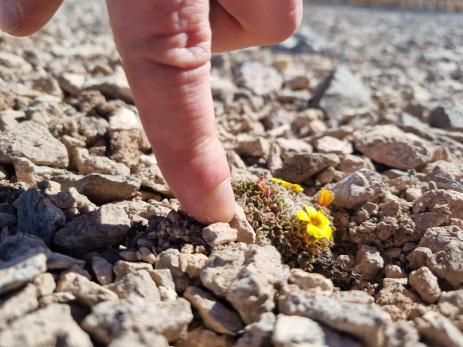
[0,0,21,32]
[205,179,236,224]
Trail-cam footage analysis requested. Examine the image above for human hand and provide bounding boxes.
[0,0,302,223]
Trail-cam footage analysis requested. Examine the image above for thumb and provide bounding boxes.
[0,0,62,36]
[106,0,235,224]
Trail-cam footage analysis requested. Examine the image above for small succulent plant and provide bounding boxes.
[232,177,334,271]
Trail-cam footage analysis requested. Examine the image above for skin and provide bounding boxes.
[0,0,303,224]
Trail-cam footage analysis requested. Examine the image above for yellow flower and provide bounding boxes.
[272,177,303,193]
[317,188,335,207]
[296,205,333,240]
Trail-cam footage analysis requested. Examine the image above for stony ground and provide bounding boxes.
[0,1,463,347]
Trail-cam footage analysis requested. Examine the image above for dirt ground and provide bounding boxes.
[0,1,462,347]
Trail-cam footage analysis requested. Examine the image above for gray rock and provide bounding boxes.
[288,268,334,293]
[53,204,131,253]
[235,312,276,347]
[269,141,339,183]
[184,286,243,336]
[176,327,235,347]
[32,272,56,297]
[46,252,86,270]
[201,243,289,324]
[438,290,463,321]
[279,290,391,347]
[316,66,372,126]
[13,158,67,187]
[91,256,114,285]
[409,266,441,304]
[15,189,66,244]
[0,303,93,347]
[415,311,463,347]
[0,284,38,329]
[354,125,436,169]
[234,62,283,95]
[331,169,385,209]
[236,135,271,158]
[202,223,238,247]
[85,67,133,102]
[113,260,152,280]
[417,226,463,288]
[56,271,118,306]
[429,101,463,131]
[75,148,130,176]
[384,320,425,347]
[230,204,256,244]
[354,245,384,280]
[107,270,160,301]
[0,213,17,228]
[315,136,353,155]
[272,314,327,347]
[0,121,69,168]
[82,295,193,344]
[0,253,47,295]
[108,331,169,347]
[74,173,141,204]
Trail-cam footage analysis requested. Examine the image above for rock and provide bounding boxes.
[0,284,38,328]
[269,140,339,183]
[272,314,326,347]
[353,125,436,169]
[46,252,85,270]
[354,245,384,280]
[230,204,256,244]
[288,268,334,293]
[279,290,391,347]
[438,290,463,322]
[338,154,375,174]
[134,163,171,195]
[156,249,188,291]
[316,66,372,126]
[0,253,47,295]
[58,73,86,95]
[184,286,243,335]
[0,212,17,228]
[15,188,66,244]
[413,189,463,225]
[73,173,141,204]
[53,204,131,253]
[201,243,289,324]
[331,169,384,209]
[108,331,169,347]
[107,270,160,301]
[384,265,406,279]
[202,223,238,247]
[0,52,32,71]
[429,101,463,131]
[416,226,463,288]
[85,66,133,102]
[114,260,152,280]
[0,304,92,347]
[236,135,270,158]
[0,121,69,168]
[91,256,114,285]
[315,136,353,155]
[82,295,193,344]
[179,252,208,278]
[75,148,130,176]
[110,129,150,169]
[234,62,283,95]
[176,328,234,347]
[415,311,463,347]
[149,269,176,291]
[13,158,67,187]
[409,266,441,304]
[56,271,118,306]
[235,312,276,347]
[33,272,56,297]
[108,107,142,131]
[384,320,425,347]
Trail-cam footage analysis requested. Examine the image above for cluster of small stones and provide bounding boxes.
[0,1,462,347]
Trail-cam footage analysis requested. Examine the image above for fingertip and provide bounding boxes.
[203,178,236,224]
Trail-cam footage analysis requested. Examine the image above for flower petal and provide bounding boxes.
[307,224,325,239]
[316,210,331,228]
[296,210,310,222]
[304,205,318,219]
